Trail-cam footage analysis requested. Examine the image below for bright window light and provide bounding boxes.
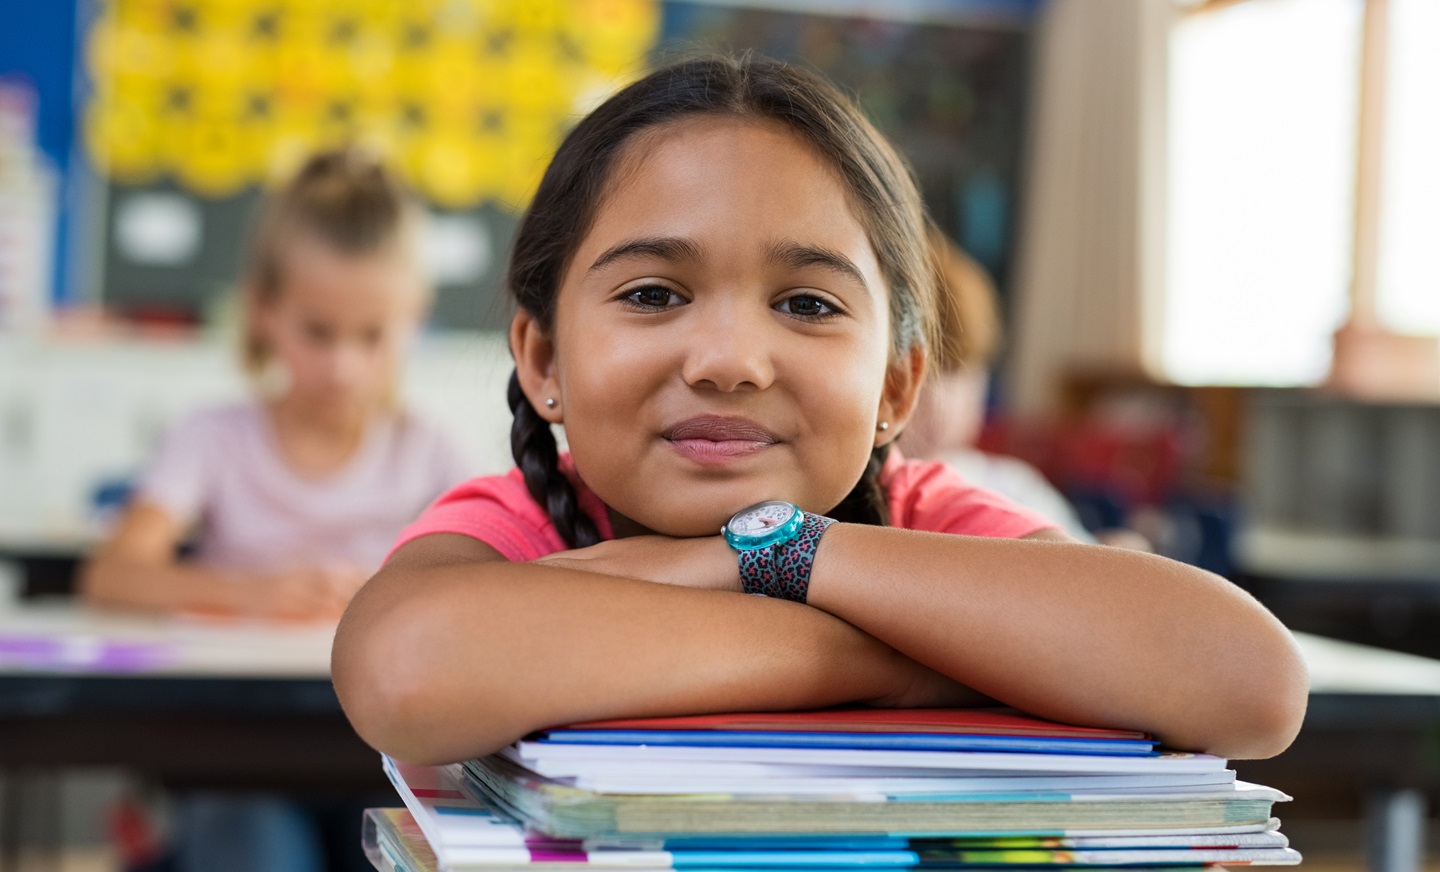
[1163,0,1362,385]
[1376,0,1440,335]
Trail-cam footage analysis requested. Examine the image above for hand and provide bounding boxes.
[534,536,741,592]
[249,566,361,620]
[871,655,996,709]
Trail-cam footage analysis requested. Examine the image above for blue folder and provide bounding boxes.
[538,730,1157,756]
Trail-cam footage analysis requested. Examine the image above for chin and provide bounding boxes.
[629,485,799,539]
[646,506,736,539]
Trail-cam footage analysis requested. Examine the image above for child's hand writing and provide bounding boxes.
[251,566,361,620]
[534,536,740,592]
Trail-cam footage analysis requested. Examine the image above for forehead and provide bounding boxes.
[579,116,880,271]
[275,236,424,317]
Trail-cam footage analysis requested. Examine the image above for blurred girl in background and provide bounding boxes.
[83,147,470,621]
[898,227,1145,549]
[81,147,471,872]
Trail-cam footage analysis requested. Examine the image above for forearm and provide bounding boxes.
[80,557,248,614]
[332,561,952,765]
[807,525,1308,759]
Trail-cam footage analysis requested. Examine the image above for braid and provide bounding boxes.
[507,370,602,549]
[828,443,892,527]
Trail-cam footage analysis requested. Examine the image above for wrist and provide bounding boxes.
[699,536,744,592]
[724,502,835,603]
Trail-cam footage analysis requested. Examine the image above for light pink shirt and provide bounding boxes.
[390,450,1056,563]
[137,401,472,573]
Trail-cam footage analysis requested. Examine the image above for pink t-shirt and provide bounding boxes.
[391,450,1056,562]
[136,401,473,573]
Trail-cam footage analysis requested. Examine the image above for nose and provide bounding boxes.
[325,341,370,393]
[680,301,776,393]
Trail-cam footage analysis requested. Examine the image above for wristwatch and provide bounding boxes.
[722,500,835,603]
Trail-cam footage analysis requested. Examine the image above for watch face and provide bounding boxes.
[729,500,800,538]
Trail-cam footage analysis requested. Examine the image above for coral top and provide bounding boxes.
[391,450,1056,562]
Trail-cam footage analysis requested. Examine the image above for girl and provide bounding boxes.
[898,228,1133,546]
[82,148,471,621]
[333,56,1306,768]
[83,148,472,872]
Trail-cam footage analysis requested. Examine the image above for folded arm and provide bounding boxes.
[333,526,1308,766]
[82,501,357,619]
[331,532,984,764]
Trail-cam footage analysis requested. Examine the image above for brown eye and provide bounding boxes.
[777,294,837,319]
[624,286,682,309]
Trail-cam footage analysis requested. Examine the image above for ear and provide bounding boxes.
[876,344,927,447]
[510,309,563,424]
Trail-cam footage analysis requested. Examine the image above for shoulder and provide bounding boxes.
[390,467,568,563]
[168,400,259,435]
[391,407,456,447]
[152,400,260,456]
[881,449,1058,539]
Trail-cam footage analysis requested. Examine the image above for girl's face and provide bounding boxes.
[515,117,922,537]
[257,238,426,416]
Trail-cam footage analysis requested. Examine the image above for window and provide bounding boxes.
[1376,0,1440,335]
[1163,0,1363,385]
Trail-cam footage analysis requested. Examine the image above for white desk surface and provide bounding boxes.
[1238,527,1440,581]
[0,599,334,678]
[1,600,1439,697]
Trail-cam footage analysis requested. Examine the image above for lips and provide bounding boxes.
[662,415,779,464]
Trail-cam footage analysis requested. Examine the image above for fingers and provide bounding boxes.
[257,567,361,621]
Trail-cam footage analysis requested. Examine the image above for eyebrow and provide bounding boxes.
[586,235,869,292]
[588,237,705,273]
[764,239,869,291]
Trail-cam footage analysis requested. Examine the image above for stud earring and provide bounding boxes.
[545,398,557,409]
[877,421,889,431]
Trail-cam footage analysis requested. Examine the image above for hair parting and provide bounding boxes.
[241,146,424,378]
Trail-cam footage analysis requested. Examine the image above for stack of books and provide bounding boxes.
[364,709,1300,871]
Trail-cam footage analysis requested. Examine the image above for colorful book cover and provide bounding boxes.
[462,755,1286,840]
[508,743,1228,778]
[538,730,1156,757]
[565,709,1150,741]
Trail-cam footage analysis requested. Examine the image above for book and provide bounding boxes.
[371,706,1298,868]
[568,709,1151,741]
[507,743,1227,778]
[559,771,1238,797]
[538,730,1156,756]
[462,754,1287,839]
[362,803,1302,871]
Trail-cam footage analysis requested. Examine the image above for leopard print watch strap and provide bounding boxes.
[738,512,836,603]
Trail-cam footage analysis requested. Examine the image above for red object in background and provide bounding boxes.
[978,416,1188,507]
[107,796,165,870]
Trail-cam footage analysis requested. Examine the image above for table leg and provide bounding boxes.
[1367,787,1427,872]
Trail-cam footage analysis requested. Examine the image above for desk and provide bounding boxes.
[1237,528,1440,663]
[1246,633,1440,872]
[0,601,380,787]
[2,604,1440,871]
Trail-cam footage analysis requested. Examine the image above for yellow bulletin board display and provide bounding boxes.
[84,0,659,207]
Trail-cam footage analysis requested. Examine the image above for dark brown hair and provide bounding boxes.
[241,147,424,376]
[506,54,937,547]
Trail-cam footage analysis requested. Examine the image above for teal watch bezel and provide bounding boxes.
[722,500,805,551]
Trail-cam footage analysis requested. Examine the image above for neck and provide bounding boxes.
[605,506,655,540]
[270,392,377,443]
